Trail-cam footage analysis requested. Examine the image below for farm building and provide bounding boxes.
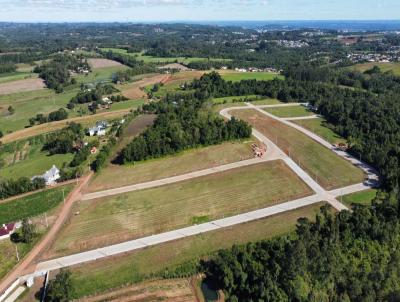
[32,165,61,185]
[88,120,108,136]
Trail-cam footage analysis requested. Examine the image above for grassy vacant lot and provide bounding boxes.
[351,62,400,76]
[219,71,284,82]
[232,109,365,189]
[69,202,325,299]
[292,117,347,145]
[88,140,255,192]
[341,189,377,208]
[51,160,312,256]
[0,137,73,180]
[264,105,315,118]
[0,184,74,225]
[101,48,230,65]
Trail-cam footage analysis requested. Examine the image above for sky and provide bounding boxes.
[0,0,399,22]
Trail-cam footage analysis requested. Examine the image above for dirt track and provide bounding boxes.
[0,78,45,95]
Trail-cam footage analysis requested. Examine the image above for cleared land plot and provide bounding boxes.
[219,71,284,82]
[0,78,45,95]
[88,140,255,192]
[232,109,365,189]
[119,74,170,99]
[264,105,315,118]
[292,117,347,145]
[73,279,196,302]
[1,109,129,144]
[341,189,377,208]
[88,58,122,69]
[69,202,325,299]
[351,62,400,76]
[50,160,313,257]
[0,185,74,225]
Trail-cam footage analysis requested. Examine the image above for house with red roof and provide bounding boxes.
[0,223,17,241]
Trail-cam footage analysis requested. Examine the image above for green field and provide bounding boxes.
[0,184,74,225]
[341,189,378,207]
[69,202,326,299]
[0,71,37,84]
[220,72,284,82]
[264,105,315,118]
[0,137,73,180]
[101,48,230,65]
[88,140,255,192]
[351,62,400,76]
[51,160,312,256]
[292,117,347,145]
[232,109,365,189]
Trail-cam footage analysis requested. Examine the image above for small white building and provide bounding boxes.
[32,165,60,186]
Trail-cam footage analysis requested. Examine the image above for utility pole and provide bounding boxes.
[15,245,20,262]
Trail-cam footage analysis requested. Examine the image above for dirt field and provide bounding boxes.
[88,58,123,69]
[1,109,130,144]
[47,160,312,257]
[120,74,171,99]
[87,140,256,192]
[75,279,197,302]
[0,78,45,95]
[232,109,365,189]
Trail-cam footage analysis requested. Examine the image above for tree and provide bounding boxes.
[7,106,15,115]
[20,218,36,243]
[46,269,72,302]
[0,130,3,138]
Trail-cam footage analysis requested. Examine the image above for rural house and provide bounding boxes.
[32,165,61,186]
[0,222,21,241]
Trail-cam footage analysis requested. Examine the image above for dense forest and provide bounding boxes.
[121,97,251,163]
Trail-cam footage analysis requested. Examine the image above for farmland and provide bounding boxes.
[292,117,347,145]
[264,105,315,118]
[88,140,255,192]
[0,71,37,84]
[0,136,73,180]
[0,78,45,95]
[49,160,312,257]
[351,62,400,76]
[101,48,230,64]
[87,58,123,69]
[219,71,284,82]
[231,109,365,189]
[68,202,325,299]
[0,184,74,225]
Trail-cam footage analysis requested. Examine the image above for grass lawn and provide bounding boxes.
[0,71,37,84]
[351,62,400,76]
[232,109,365,190]
[101,48,230,65]
[69,202,325,299]
[109,99,145,111]
[211,96,282,107]
[88,140,255,192]
[219,71,284,82]
[341,189,378,208]
[51,160,312,256]
[74,65,129,85]
[292,117,347,145]
[264,105,315,118]
[0,184,74,225]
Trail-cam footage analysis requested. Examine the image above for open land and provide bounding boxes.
[88,140,256,192]
[68,202,325,299]
[87,58,123,69]
[341,189,378,207]
[218,70,284,82]
[263,105,315,118]
[351,62,400,76]
[0,78,45,95]
[0,72,37,84]
[231,109,365,190]
[48,160,313,257]
[292,117,347,145]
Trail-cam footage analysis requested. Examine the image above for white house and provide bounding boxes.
[32,165,60,185]
[88,121,108,136]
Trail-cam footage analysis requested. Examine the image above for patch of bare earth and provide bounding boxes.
[88,58,123,69]
[0,78,45,95]
[121,74,171,99]
[76,279,197,302]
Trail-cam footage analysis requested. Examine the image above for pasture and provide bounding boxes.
[0,71,37,84]
[0,78,45,95]
[88,140,255,192]
[50,160,312,256]
[69,202,325,299]
[219,71,284,82]
[264,105,315,118]
[87,58,122,69]
[351,62,400,76]
[0,184,74,225]
[231,109,365,190]
[292,117,347,145]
